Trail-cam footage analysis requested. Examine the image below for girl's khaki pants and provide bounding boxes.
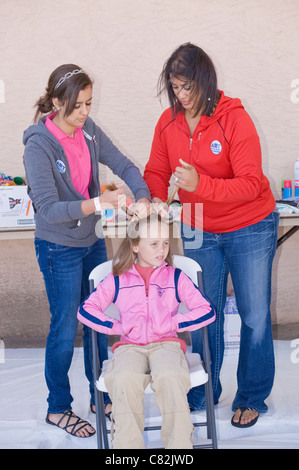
[104,341,194,449]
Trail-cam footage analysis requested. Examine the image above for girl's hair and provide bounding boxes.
[157,42,220,118]
[33,64,93,123]
[112,214,173,276]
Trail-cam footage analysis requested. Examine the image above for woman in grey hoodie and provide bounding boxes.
[23,64,151,438]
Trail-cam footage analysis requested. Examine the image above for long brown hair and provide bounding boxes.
[112,214,173,276]
[33,64,93,123]
[157,42,220,118]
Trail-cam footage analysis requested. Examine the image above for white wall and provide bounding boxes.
[0,0,299,324]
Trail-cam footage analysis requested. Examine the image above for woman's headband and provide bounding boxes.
[54,69,84,90]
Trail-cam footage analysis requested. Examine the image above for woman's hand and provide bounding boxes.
[100,184,126,209]
[151,197,169,218]
[81,184,126,216]
[130,198,151,219]
[174,159,199,192]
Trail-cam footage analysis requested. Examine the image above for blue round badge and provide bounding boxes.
[56,160,66,173]
[210,140,222,155]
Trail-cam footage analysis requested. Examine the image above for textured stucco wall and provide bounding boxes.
[1,0,299,191]
[0,0,299,339]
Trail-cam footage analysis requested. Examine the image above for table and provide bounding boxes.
[277,213,299,247]
[1,213,298,245]
[0,226,35,240]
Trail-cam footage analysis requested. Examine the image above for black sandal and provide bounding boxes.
[105,410,113,421]
[105,402,114,422]
[90,402,113,422]
[231,407,259,428]
[46,410,96,438]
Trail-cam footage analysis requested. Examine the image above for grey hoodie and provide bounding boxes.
[23,116,151,247]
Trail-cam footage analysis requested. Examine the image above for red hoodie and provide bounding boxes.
[144,91,275,233]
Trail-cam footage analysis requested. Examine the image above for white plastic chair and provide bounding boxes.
[89,255,217,449]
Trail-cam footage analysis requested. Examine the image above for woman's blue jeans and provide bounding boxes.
[181,211,279,413]
[34,237,109,414]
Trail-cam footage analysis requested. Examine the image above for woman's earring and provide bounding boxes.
[55,106,60,111]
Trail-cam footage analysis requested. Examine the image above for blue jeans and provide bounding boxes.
[34,237,109,414]
[181,211,279,413]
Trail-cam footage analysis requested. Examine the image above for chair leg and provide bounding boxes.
[91,328,109,449]
[202,326,218,449]
[204,381,212,438]
[94,376,104,448]
[99,390,109,449]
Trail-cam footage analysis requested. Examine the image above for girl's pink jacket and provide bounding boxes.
[78,262,215,349]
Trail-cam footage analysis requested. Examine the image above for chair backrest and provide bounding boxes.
[89,259,113,288]
[89,255,202,290]
[172,254,202,287]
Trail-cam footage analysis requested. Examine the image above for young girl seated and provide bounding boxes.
[78,214,215,449]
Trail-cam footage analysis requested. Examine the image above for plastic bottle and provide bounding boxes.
[283,180,292,199]
[294,159,299,197]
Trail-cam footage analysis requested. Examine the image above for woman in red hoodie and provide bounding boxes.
[144,43,279,428]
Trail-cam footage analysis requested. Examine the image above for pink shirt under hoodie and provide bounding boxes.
[45,114,92,199]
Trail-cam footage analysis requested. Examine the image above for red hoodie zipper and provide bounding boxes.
[190,132,201,162]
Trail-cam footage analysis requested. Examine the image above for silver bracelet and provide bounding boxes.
[94,196,102,212]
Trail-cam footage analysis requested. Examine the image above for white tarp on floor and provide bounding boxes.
[0,340,299,449]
